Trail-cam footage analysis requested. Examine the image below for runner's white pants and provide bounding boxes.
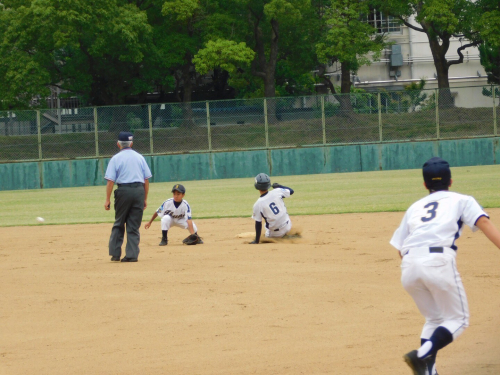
[401,247,469,340]
[161,215,197,233]
[265,219,292,238]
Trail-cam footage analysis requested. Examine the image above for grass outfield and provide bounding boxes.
[1,164,500,227]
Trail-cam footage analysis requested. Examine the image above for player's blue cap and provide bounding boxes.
[171,184,186,194]
[118,131,133,141]
[423,157,451,190]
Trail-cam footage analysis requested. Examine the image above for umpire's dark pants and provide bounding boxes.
[109,183,145,259]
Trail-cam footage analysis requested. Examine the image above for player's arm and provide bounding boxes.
[144,212,158,229]
[187,219,195,235]
[104,179,114,210]
[476,216,500,249]
[250,221,262,244]
[272,183,294,195]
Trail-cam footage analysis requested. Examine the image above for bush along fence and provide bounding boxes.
[0,85,499,162]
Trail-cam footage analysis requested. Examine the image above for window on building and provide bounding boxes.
[365,9,401,33]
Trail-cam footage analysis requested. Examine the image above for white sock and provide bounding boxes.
[417,341,433,358]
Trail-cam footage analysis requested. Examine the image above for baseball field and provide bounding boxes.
[1,166,500,374]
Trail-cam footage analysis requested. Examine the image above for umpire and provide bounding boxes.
[104,131,152,262]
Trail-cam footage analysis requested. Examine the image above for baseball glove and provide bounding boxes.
[272,183,281,189]
[182,233,203,245]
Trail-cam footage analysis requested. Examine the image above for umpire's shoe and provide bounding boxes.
[111,256,120,262]
[403,350,427,375]
[159,239,168,246]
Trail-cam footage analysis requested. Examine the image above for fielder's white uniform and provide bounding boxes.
[390,191,488,341]
[156,198,197,233]
[252,188,292,238]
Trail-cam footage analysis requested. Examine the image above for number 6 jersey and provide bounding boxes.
[252,188,292,230]
[390,191,488,255]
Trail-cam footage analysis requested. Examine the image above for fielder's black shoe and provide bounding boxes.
[159,239,168,246]
[120,257,138,262]
[403,350,427,375]
[110,256,120,262]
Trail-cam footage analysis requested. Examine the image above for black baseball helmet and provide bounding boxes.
[254,173,271,190]
[171,184,186,194]
[422,157,451,191]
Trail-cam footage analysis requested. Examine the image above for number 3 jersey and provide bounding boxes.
[252,188,292,230]
[390,190,488,254]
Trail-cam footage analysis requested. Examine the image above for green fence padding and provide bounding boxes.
[3,137,500,191]
[0,162,40,190]
[381,142,435,170]
[152,154,211,182]
[438,139,495,166]
[271,148,326,176]
[359,144,381,172]
[211,150,269,179]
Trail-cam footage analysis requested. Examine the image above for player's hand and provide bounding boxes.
[104,200,111,210]
[145,222,151,229]
[249,240,259,244]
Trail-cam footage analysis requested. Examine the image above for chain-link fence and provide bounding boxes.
[1,85,499,162]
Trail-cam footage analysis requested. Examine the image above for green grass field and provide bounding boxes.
[2,164,500,227]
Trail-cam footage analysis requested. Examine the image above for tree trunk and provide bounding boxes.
[426,30,454,108]
[339,62,353,112]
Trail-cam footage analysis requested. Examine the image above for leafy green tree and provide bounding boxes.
[375,0,480,107]
[315,0,387,111]
[476,0,500,84]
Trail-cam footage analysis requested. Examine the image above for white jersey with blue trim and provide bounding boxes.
[252,188,291,230]
[390,190,488,255]
[156,199,192,223]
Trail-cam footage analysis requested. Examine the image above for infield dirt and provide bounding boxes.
[1,211,500,375]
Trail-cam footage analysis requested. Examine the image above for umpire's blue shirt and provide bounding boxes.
[105,148,152,183]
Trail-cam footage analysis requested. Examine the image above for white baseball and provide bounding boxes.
[36,217,45,223]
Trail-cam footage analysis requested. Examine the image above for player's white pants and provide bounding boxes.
[401,247,469,341]
[265,219,292,238]
[161,215,197,233]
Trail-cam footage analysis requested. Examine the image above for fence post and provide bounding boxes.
[264,99,269,148]
[206,101,212,151]
[94,107,99,157]
[378,93,382,142]
[321,96,326,145]
[435,89,440,139]
[36,110,42,160]
[148,104,154,154]
[493,86,497,136]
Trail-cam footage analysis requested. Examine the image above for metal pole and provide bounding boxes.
[57,87,62,133]
[264,99,269,148]
[37,110,42,160]
[148,104,154,154]
[378,93,382,142]
[493,86,497,136]
[94,107,99,157]
[321,96,326,145]
[206,101,212,151]
[435,89,440,139]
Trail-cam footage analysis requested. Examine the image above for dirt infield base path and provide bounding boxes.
[1,211,500,375]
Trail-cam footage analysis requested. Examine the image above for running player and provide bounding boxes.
[390,157,500,375]
[250,173,294,244]
[144,184,202,245]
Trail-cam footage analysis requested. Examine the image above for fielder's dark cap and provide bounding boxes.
[423,157,451,190]
[171,184,186,194]
[118,131,133,141]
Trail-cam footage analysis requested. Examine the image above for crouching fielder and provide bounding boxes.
[390,157,500,375]
[250,173,294,244]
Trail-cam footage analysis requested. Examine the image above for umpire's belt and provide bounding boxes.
[118,182,144,188]
[403,247,456,257]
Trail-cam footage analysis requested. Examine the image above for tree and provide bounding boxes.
[375,0,480,107]
[315,0,386,111]
[476,0,500,84]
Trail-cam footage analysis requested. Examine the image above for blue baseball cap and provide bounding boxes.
[171,184,186,194]
[118,131,133,141]
[423,157,451,190]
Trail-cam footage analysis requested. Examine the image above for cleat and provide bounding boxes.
[159,239,168,246]
[403,350,427,375]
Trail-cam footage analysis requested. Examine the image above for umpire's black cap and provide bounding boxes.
[118,131,133,141]
[423,157,451,190]
[171,184,186,194]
